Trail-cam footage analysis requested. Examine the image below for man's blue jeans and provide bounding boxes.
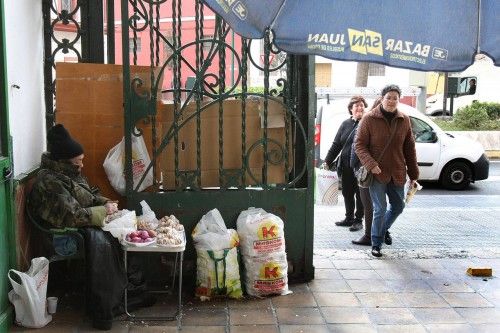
[369,179,405,247]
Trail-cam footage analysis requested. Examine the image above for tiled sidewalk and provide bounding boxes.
[11,257,500,332]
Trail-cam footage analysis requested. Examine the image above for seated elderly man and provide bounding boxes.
[28,124,147,330]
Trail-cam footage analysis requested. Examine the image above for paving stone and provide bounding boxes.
[424,323,474,333]
[288,283,310,294]
[308,279,352,293]
[279,324,330,333]
[455,308,500,324]
[327,323,377,332]
[411,308,466,324]
[355,292,405,308]
[427,280,476,293]
[471,324,500,333]
[332,259,372,270]
[314,292,360,307]
[375,268,418,280]
[321,307,370,324]
[465,278,500,293]
[346,279,392,293]
[229,308,276,325]
[181,308,227,326]
[227,297,272,310]
[366,260,403,270]
[376,324,427,333]
[128,326,178,333]
[275,307,324,325]
[365,308,418,325]
[398,292,449,308]
[339,269,380,280]
[440,292,494,308]
[170,327,222,333]
[230,324,278,333]
[314,268,343,279]
[271,292,317,308]
[313,258,335,269]
[385,279,434,293]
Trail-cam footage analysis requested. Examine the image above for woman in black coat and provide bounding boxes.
[324,96,367,231]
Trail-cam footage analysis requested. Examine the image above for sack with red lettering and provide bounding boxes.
[236,208,286,257]
[242,253,291,296]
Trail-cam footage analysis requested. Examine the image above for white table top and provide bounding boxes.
[121,231,186,252]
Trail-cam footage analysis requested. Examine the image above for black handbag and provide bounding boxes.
[330,124,357,173]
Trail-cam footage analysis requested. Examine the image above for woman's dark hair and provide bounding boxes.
[381,84,402,97]
[347,95,368,114]
[370,96,383,110]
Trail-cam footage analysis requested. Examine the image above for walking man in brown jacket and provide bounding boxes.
[355,85,419,257]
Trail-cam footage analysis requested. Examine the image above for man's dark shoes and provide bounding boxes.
[384,231,392,245]
[371,246,382,257]
[349,220,363,232]
[352,235,371,246]
[335,218,354,227]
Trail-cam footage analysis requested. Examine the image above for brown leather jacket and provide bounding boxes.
[354,105,419,186]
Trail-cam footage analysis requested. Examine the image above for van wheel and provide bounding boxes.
[440,161,472,190]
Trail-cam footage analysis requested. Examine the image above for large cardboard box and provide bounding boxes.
[159,98,292,189]
[56,63,291,195]
[56,63,162,200]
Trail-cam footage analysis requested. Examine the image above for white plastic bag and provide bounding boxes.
[192,209,239,251]
[103,133,154,195]
[8,257,52,328]
[195,247,243,300]
[314,167,339,205]
[236,207,286,257]
[102,209,137,240]
[137,200,159,230]
[242,253,291,297]
[192,209,242,300]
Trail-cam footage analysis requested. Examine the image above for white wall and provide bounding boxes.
[5,0,45,176]
[315,57,412,89]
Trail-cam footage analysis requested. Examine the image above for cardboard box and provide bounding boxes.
[159,98,292,189]
[56,63,163,200]
[56,62,292,194]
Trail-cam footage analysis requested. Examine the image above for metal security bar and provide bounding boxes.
[42,0,108,129]
[121,0,307,193]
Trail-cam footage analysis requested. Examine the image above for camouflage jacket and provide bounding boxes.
[28,153,109,228]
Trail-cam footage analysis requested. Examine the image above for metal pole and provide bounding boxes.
[231,30,235,86]
[106,0,115,64]
[442,73,448,118]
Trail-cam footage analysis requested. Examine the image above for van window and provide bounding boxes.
[410,117,435,143]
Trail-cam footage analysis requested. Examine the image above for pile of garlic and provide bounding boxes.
[156,215,184,246]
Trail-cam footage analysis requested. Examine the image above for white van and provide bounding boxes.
[426,58,500,116]
[318,99,490,190]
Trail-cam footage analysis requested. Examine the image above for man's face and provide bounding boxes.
[70,154,84,172]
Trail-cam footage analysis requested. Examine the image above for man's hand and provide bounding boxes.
[371,166,382,174]
[409,179,417,189]
[104,201,118,215]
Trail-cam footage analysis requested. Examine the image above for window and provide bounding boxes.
[61,0,72,11]
[129,37,141,53]
[368,63,385,76]
[162,34,174,68]
[410,117,436,143]
[202,35,215,53]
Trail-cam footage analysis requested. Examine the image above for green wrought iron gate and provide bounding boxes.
[43,0,315,281]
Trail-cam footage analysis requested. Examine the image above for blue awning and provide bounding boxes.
[202,0,499,72]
